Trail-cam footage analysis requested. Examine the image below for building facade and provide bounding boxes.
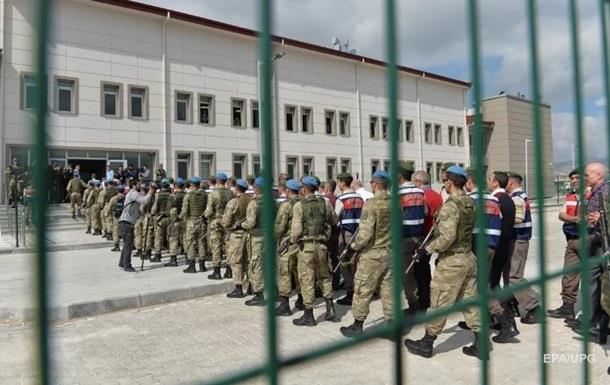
[1,0,471,201]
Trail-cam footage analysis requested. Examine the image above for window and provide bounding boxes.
[426,162,433,180]
[371,159,380,175]
[176,153,191,180]
[381,118,389,140]
[286,156,298,179]
[231,98,246,128]
[199,94,215,125]
[424,123,432,144]
[251,100,259,128]
[383,159,391,171]
[21,73,36,110]
[232,154,246,179]
[101,82,121,118]
[340,158,351,174]
[405,120,414,142]
[199,153,215,180]
[369,116,379,139]
[457,126,464,146]
[434,124,442,144]
[252,155,261,176]
[129,86,147,119]
[175,91,192,123]
[397,120,404,141]
[55,77,77,114]
[448,126,456,146]
[339,112,350,136]
[435,162,443,182]
[285,105,297,132]
[301,107,313,133]
[326,158,337,180]
[325,110,336,135]
[302,157,314,177]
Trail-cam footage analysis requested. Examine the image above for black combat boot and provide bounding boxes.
[224,266,233,279]
[294,294,304,310]
[293,308,316,326]
[199,260,207,272]
[245,292,266,306]
[133,249,142,258]
[150,253,162,262]
[144,249,152,261]
[183,260,197,273]
[405,332,437,358]
[72,213,76,219]
[227,285,245,298]
[463,332,493,359]
[85,226,91,234]
[164,256,178,266]
[599,312,609,345]
[521,306,542,324]
[340,320,364,337]
[547,302,575,319]
[336,291,353,306]
[207,266,222,280]
[492,310,520,343]
[110,244,120,252]
[118,256,124,268]
[93,229,101,235]
[325,298,336,321]
[276,296,292,316]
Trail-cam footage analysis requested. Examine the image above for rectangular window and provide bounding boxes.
[21,73,36,110]
[339,112,350,136]
[381,117,389,140]
[426,162,434,180]
[302,157,314,177]
[435,162,443,182]
[383,159,391,172]
[101,83,121,117]
[55,77,77,114]
[199,153,215,180]
[397,120,404,142]
[448,126,455,146]
[175,91,192,123]
[369,116,379,139]
[285,105,297,132]
[232,154,246,179]
[199,94,215,125]
[371,159,380,175]
[231,98,246,128]
[129,86,147,119]
[176,153,191,180]
[340,158,351,174]
[405,120,414,142]
[326,158,337,180]
[286,156,298,179]
[252,155,261,176]
[301,107,313,133]
[434,124,442,144]
[457,126,464,146]
[251,100,259,128]
[424,123,432,144]
[325,110,336,135]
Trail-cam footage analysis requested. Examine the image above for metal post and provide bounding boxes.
[525,138,533,192]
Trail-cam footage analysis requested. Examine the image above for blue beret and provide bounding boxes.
[286,179,301,191]
[373,170,390,180]
[236,178,248,190]
[216,172,228,182]
[175,177,185,186]
[254,177,265,188]
[302,176,318,188]
[189,176,201,184]
[447,165,468,178]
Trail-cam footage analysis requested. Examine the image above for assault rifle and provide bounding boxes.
[333,227,360,273]
[405,223,436,276]
[278,238,292,255]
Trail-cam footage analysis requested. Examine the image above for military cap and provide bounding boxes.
[246,174,256,183]
[337,172,353,180]
[278,180,287,188]
[398,161,415,172]
[189,176,201,184]
[175,177,185,186]
[286,179,301,192]
[508,172,523,181]
[117,185,126,193]
[216,172,228,182]
[254,176,265,188]
[466,167,477,178]
[302,176,318,188]
[442,162,455,171]
[373,170,390,180]
[447,165,468,178]
[568,168,579,178]
[168,177,175,184]
[236,178,248,190]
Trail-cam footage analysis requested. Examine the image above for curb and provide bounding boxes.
[0,280,234,322]
[0,241,112,255]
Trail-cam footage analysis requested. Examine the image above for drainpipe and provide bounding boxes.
[416,78,424,169]
[0,1,7,203]
[162,11,170,176]
[356,61,363,180]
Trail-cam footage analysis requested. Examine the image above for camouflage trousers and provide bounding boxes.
[168,218,184,256]
[209,219,225,267]
[339,230,356,292]
[426,252,481,336]
[85,206,92,227]
[352,248,393,321]
[227,230,249,286]
[248,234,264,293]
[403,237,421,305]
[69,193,81,216]
[153,215,169,253]
[278,241,300,298]
[134,217,143,250]
[103,205,113,234]
[297,241,333,309]
[184,219,206,262]
[134,216,154,251]
[91,203,102,231]
[111,216,120,246]
[9,179,22,203]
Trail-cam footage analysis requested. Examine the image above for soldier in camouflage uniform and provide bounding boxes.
[83,181,93,231]
[222,179,252,298]
[181,176,208,273]
[102,181,118,239]
[66,172,87,219]
[290,176,338,326]
[140,183,157,260]
[340,171,393,336]
[7,157,24,208]
[204,172,235,280]
[165,178,187,267]
[150,178,174,262]
[405,166,487,359]
[96,182,109,236]
[133,183,145,258]
[108,185,126,252]
[275,179,303,315]
[241,177,266,306]
[87,180,102,235]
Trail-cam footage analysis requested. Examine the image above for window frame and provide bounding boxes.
[381,117,389,140]
[284,104,298,132]
[424,122,433,144]
[448,125,456,146]
[405,120,414,143]
[128,85,149,120]
[371,159,381,176]
[300,106,313,134]
[457,126,464,146]
[324,109,337,136]
[175,91,193,124]
[369,115,379,140]
[251,100,259,129]
[434,123,442,145]
[340,157,352,174]
[231,98,247,129]
[252,154,261,176]
[199,152,216,180]
[231,153,248,179]
[20,72,37,111]
[286,155,299,179]
[198,93,215,126]
[100,81,122,119]
[326,157,338,181]
[339,111,350,137]
[54,76,79,115]
[301,156,314,177]
[426,161,434,181]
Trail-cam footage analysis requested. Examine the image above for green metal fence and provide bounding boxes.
[29,0,610,384]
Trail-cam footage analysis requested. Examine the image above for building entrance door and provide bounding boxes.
[69,159,106,181]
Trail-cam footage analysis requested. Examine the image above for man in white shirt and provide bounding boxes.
[351,179,373,201]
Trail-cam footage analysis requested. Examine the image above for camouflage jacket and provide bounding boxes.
[351,191,391,252]
[425,192,475,256]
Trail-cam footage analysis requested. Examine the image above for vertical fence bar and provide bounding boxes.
[601,0,610,157]
[15,203,19,248]
[525,1,548,384]
[33,0,52,384]
[258,0,278,384]
[382,0,404,384]
[567,1,591,384]
[466,0,491,381]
